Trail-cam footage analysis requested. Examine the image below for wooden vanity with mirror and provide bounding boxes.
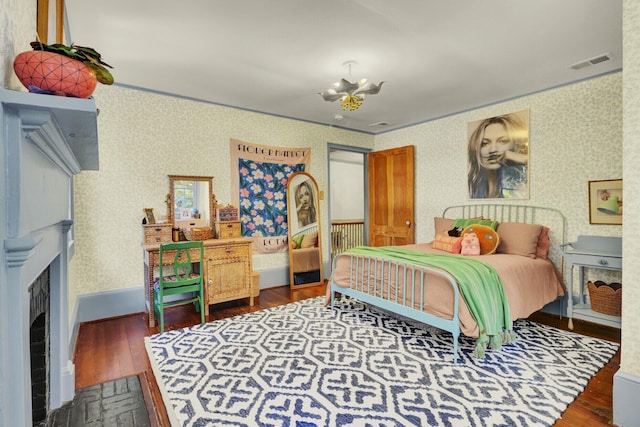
[142,175,255,328]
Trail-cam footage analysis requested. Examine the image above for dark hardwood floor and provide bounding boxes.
[73,284,621,427]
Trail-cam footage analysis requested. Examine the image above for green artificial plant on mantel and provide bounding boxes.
[30,40,114,85]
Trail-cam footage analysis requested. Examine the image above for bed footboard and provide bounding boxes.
[330,253,461,363]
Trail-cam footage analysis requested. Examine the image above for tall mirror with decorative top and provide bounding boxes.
[287,172,323,288]
[168,175,215,232]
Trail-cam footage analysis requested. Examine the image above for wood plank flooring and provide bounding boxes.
[73,284,621,426]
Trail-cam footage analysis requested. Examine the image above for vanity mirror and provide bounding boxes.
[287,172,324,288]
[167,175,215,232]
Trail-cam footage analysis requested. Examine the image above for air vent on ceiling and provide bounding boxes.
[368,121,390,127]
[569,53,613,71]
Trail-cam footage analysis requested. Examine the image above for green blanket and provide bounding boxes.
[345,246,516,358]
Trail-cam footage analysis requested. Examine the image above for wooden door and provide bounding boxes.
[368,145,415,246]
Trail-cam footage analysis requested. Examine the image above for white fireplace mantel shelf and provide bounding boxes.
[1,88,99,426]
[0,89,99,171]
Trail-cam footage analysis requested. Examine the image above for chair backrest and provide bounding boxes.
[158,241,204,289]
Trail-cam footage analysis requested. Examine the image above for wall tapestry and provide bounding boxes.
[467,109,530,199]
[230,139,311,253]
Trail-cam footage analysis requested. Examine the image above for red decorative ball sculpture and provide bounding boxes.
[13,50,98,98]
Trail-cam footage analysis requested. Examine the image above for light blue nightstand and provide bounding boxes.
[559,235,622,330]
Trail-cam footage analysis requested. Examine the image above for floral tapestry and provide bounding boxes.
[230,139,311,253]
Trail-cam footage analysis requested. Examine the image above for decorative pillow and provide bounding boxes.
[434,217,455,236]
[460,232,481,256]
[453,218,499,231]
[292,234,305,249]
[301,231,318,248]
[461,224,500,255]
[432,233,463,254]
[536,226,551,259]
[496,222,543,258]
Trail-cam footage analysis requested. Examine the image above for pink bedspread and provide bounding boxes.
[326,243,565,338]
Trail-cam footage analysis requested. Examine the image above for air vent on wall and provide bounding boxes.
[570,53,613,71]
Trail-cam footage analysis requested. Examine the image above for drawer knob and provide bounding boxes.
[154,227,162,232]
[598,259,609,265]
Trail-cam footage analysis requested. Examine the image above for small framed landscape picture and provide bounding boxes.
[588,179,622,225]
[143,208,156,224]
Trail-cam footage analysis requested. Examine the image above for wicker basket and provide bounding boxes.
[587,280,622,316]
[182,227,212,241]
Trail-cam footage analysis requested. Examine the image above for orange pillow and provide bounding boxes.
[536,226,551,259]
[461,224,500,255]
[432,233,463,254]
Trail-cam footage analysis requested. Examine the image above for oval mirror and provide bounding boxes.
[287,172,324,288]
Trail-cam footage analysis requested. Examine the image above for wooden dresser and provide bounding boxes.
[143,237,254,327]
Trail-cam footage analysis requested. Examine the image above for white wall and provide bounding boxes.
[330,159,365,220]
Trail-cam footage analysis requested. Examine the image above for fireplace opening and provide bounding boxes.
[30,266,50,426]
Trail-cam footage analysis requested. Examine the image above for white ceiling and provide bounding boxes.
[65,0,622,135]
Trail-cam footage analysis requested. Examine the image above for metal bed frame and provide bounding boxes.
[329,204,567,363]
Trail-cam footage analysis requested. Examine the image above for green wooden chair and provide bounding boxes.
[153,241,205,333]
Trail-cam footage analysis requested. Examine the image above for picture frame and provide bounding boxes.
[143,208,156,224]
[467,109,530,200]
[588,179,622,225]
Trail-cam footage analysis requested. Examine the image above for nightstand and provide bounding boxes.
[559,235,622,329]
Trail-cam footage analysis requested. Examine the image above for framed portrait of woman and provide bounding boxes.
[467,109,530,199]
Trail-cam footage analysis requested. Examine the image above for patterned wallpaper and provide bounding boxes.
[0,0,34,91]
[376,73,627,316]
[70,85,373,304]
[622,0,640,375]
[376,73,623,244]
[73,73,624,302]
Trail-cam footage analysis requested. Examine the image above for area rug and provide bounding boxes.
[145,297,618,427]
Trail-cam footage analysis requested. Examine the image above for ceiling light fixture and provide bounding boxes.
[319,60,384,111]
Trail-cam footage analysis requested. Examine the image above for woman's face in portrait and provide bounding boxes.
[297,185,311,209]
[479,123,515,170]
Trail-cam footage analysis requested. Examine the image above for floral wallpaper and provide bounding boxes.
[622,0,640,375]
[376,73,623,283]
[0,0,34,91]
[70,84,373,307]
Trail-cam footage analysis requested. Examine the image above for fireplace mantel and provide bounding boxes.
[0,89,99,426]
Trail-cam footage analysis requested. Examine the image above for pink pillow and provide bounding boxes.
[496,222,543,258]
[536,226,551,259]
[432,233,463,254]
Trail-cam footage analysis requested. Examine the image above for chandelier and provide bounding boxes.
[318,61,384,111]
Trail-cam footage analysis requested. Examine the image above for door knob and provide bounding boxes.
[406,220,411,227]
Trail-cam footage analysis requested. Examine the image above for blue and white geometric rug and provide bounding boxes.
[145,297,618,427]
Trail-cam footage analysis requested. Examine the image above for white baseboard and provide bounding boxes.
[614,369,640,426]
